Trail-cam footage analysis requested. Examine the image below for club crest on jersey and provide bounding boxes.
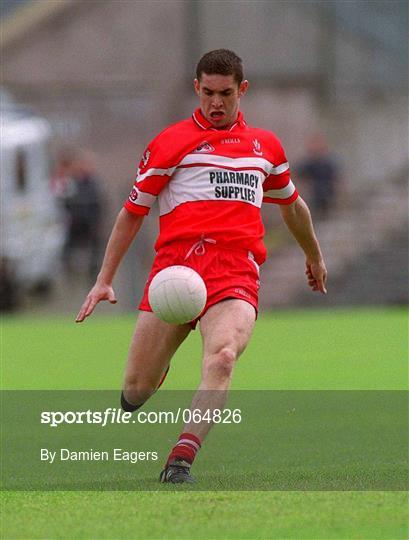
[141,149,151,167]
[130,187,138,201]
[252,139,263,156]
[194,141,215,153]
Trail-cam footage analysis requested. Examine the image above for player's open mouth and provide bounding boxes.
[210,111,225,119]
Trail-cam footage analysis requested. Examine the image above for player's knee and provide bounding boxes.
[205,347,236,380]
[122,380,156,410]
[120,390,143,413]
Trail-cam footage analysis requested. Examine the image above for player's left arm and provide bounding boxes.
[279,196,327,294]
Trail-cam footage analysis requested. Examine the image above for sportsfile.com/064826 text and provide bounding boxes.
[40,408,242,427]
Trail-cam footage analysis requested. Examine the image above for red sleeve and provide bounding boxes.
[124,134,175,216]
[262,135,298,205]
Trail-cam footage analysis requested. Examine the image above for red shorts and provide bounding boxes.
[139,238,260,327]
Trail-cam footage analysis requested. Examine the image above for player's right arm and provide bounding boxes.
[75,209,144,322]
[76,127,181,323]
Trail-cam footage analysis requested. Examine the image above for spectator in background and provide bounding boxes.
[51,149,74,201]
[53,149,103,280]
[0,257,19,312]
[296,134,342,220]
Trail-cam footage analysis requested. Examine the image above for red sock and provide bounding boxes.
[167,432,201,465]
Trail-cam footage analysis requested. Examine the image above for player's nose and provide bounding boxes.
[211,95,223,108]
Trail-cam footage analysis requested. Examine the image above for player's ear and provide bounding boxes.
[194,78,200,96]
[239,80,249,97]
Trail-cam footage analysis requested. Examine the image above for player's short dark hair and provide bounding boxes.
[196,49,244,85]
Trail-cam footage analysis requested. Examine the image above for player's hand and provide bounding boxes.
[305,259,327,294]
[75,282,117,323]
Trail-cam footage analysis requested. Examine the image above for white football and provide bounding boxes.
[148,265,207,324]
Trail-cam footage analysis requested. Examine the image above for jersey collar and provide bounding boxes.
[192,107,246,132]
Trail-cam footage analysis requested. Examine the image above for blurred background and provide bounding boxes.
[1,0,408,315]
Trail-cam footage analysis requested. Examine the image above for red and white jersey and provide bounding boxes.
[124,108,298,264]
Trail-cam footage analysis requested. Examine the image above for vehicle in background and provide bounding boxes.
[1,91,64,309]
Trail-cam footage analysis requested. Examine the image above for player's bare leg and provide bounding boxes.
[187,298,256,438]
[161,298,256,483]
[122,311,191,409]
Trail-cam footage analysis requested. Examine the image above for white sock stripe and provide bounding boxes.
[176,443,198,453]
[178,439,200,450]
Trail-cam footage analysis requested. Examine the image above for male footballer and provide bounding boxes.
[76,49,327,483]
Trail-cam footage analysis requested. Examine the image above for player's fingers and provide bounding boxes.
[75,298,91,323]
[75,296,96,322]
[316,276,327,294]
[322,270,328,293]
[84,296,99,317]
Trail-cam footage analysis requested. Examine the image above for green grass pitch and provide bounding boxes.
[1,307,408,538]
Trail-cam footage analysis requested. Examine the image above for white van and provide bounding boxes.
[1,98,65,297]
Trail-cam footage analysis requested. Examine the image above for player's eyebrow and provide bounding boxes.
[202,87,234,94]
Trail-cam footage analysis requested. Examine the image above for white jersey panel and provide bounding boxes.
[178,153,289,177]
[158,162,264,216]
